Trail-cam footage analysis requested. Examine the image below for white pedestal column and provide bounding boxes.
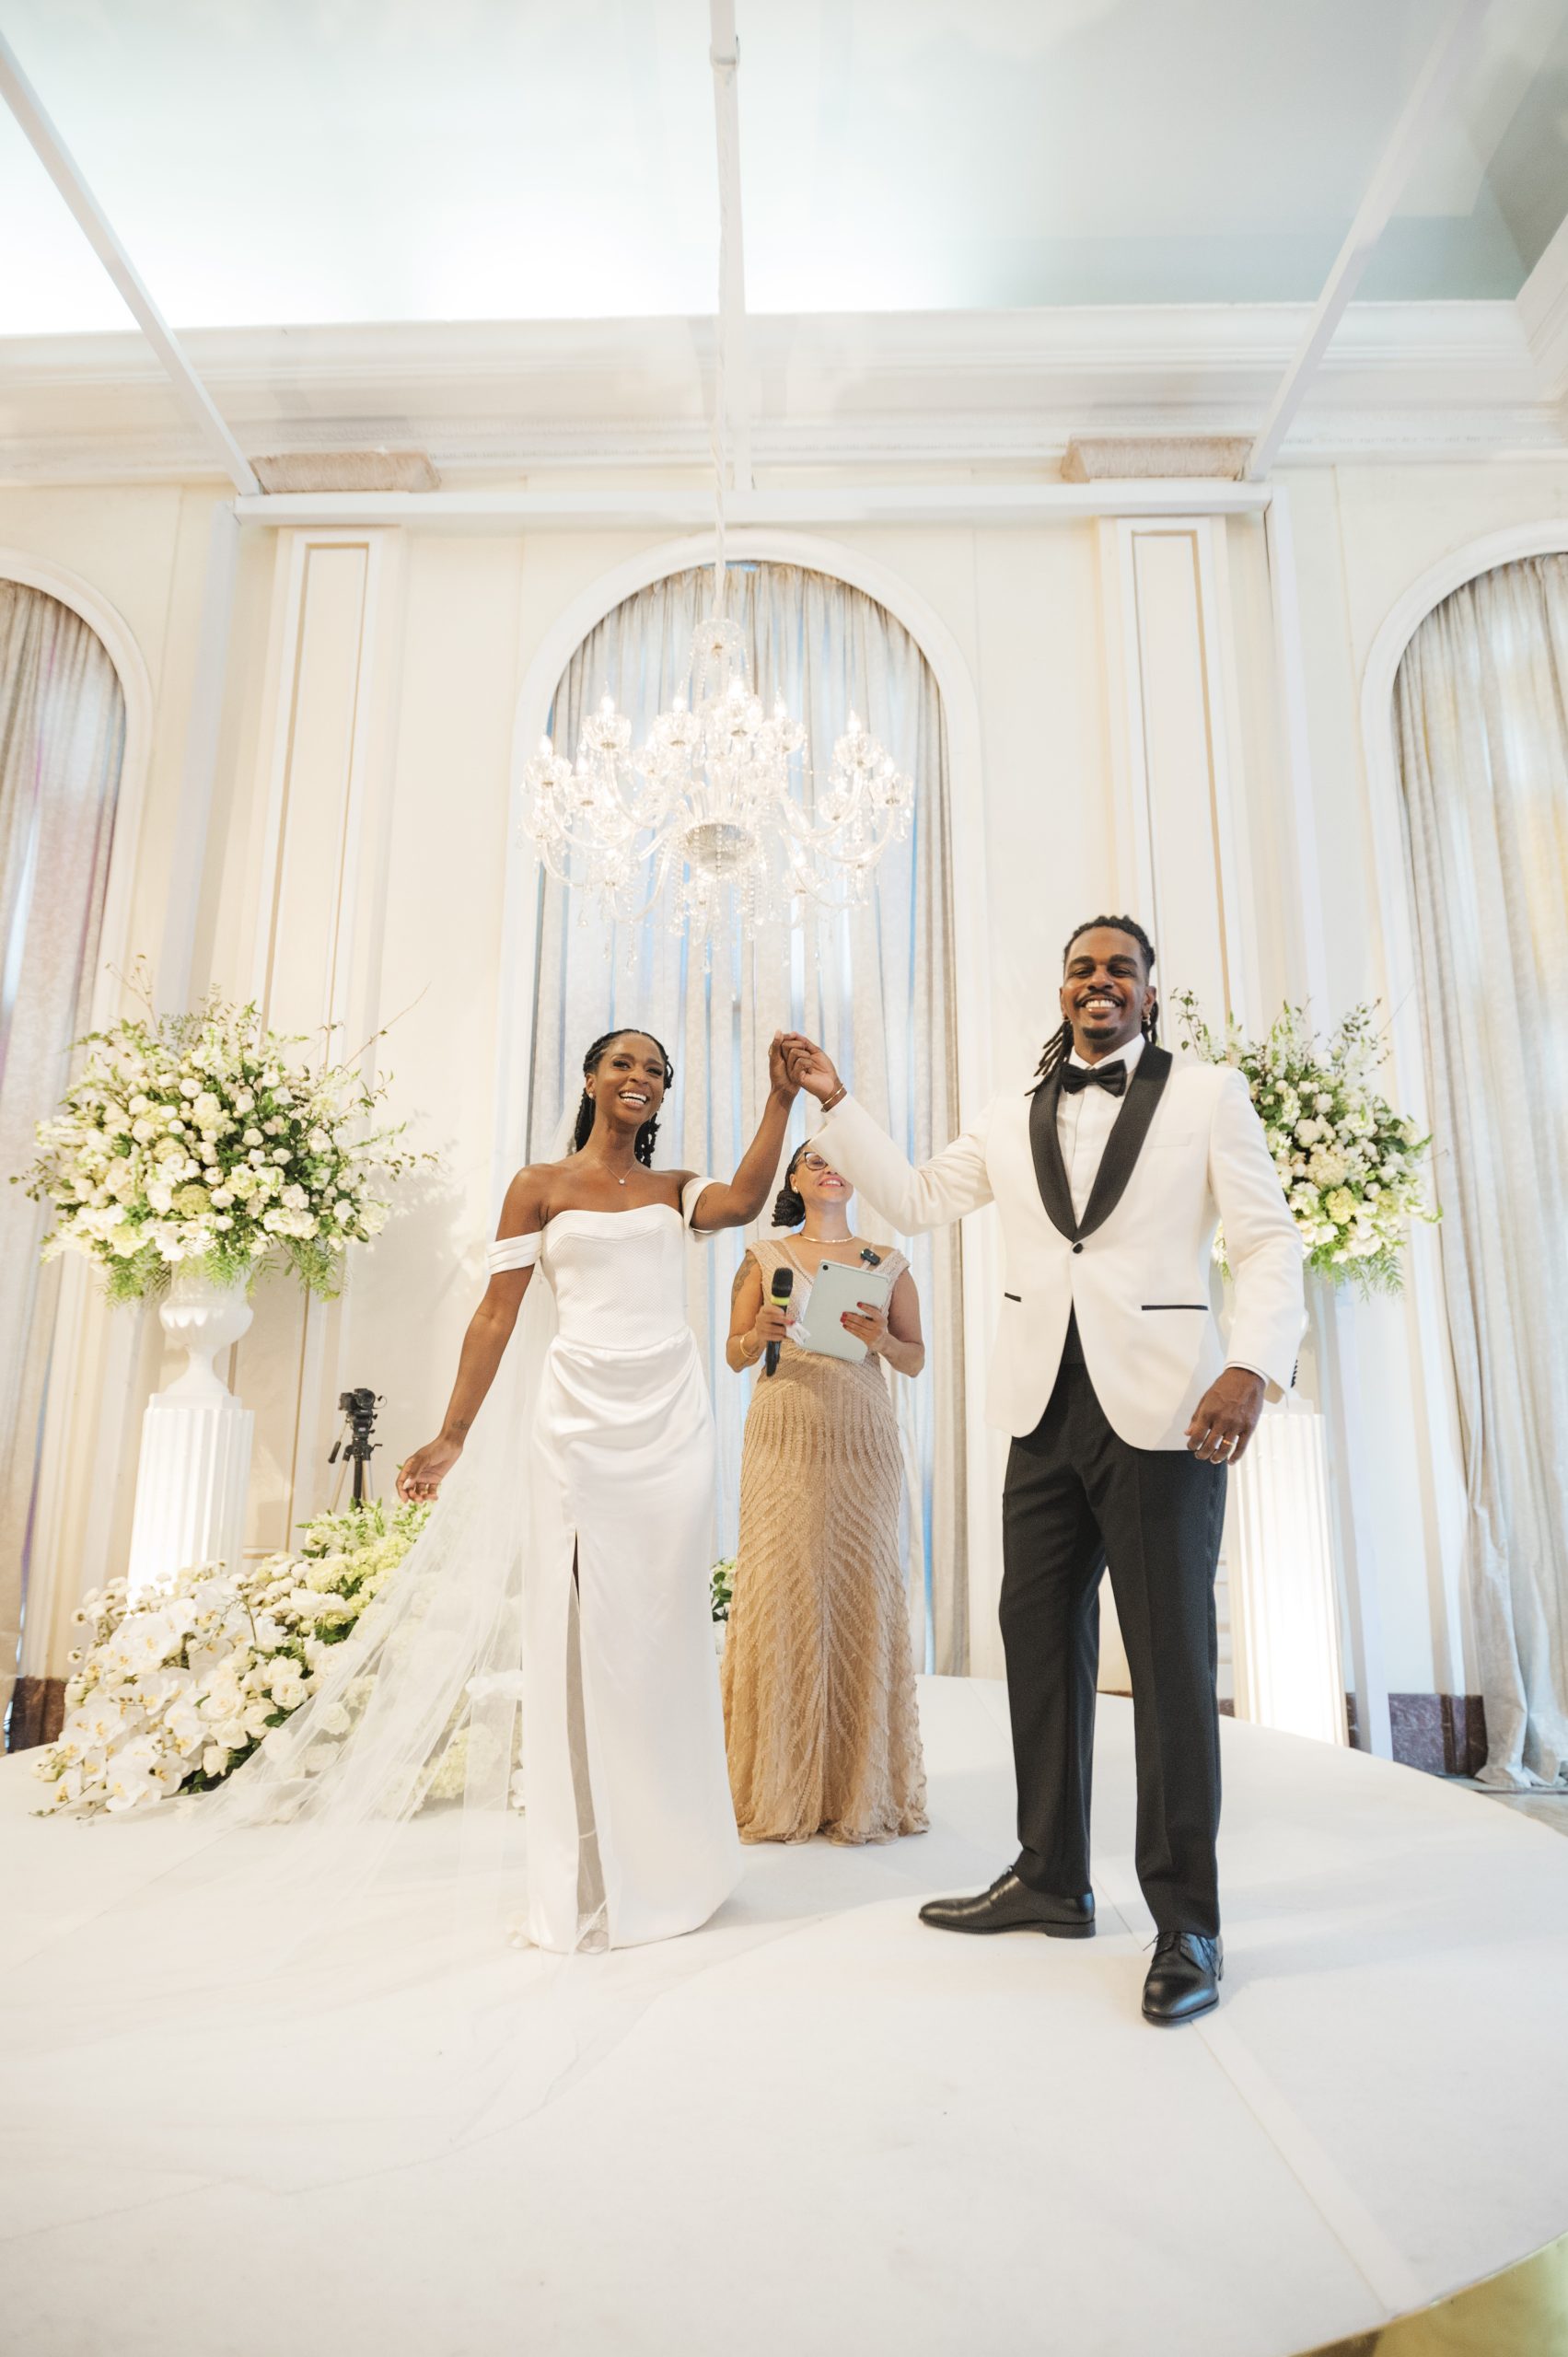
[1226,1402,1347,1745]
[125,1269,255,1601]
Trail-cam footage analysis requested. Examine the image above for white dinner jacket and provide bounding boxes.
[812,1050,1306,1451]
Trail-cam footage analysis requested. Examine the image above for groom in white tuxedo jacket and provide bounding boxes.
[784,915,1304,2024]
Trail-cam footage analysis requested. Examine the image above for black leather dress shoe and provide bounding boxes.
[1142,1932,1223,2024]
[919,1871,1095,1939]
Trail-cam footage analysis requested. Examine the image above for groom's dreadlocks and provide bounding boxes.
[1034,914,1159,1086]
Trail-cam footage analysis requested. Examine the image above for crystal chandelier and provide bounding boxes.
[520,608,914,944]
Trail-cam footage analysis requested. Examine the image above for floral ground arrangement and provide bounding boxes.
[18,968,423,1304]
[1174,993,1436,1293]
[32,1501,432,1817]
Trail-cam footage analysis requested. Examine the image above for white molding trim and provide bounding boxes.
[231,484,1276,530]
[499,527,999,1663]
[4,299,1558,486]
[1517,215,1568,404]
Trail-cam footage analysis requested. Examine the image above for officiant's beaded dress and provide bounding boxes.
[721,1237,928,1847]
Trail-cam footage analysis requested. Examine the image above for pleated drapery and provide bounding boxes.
[524,563,968,1673]
[1395,553,1568,1786]
[0,582,127,1735]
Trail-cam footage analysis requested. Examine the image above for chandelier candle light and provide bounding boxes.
[522,612,913,944]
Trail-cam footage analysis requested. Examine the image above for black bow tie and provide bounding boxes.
[1061,1059,1128,1097]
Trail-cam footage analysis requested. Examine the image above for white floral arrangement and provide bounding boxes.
[710,1557,735,1623]
[18,965,424,1306]
[31,1500,430,1817]
[1174,993,1436,1294]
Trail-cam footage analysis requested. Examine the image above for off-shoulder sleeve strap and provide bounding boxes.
[487,1231,541,1274]
[680,1174,719,1233]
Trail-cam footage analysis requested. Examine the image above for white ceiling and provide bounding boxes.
[5,0,1568,337]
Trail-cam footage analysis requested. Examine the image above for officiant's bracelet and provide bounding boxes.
[819,1083,847,1114]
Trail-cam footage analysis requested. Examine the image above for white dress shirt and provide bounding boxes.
[1060,1033,1263,1387]
[1058,1034,1145,1221]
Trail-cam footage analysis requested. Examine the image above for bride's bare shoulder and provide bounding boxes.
[497,1162,561,1232]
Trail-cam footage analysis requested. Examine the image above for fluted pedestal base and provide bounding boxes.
[1227,1403,1347,1745]
[123,1267,257,1601]
[125,1395,254,1600]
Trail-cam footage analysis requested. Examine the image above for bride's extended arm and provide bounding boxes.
[396,1168,544,1502]
[683,1033,798,1232]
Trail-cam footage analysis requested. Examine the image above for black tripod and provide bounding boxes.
[329,1387,382,1506]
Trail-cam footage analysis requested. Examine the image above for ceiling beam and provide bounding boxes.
[708,0,753,493]
[1246,0,1492,481]
[0,26,261,496]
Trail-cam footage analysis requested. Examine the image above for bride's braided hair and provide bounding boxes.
[572,1028,675,1166]
[1034,914,1159,1086]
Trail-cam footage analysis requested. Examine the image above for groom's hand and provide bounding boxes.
[781,1033,842,1105]
[1185,1368,1266,1464]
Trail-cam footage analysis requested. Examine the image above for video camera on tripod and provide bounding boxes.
[328,1386,382,1506]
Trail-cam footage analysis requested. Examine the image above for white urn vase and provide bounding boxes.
[124,1264,256,1600]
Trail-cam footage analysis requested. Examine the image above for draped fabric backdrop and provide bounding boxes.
[525,563,968,1672]
[1395,552,1568,1787]
[0,583,126,1738]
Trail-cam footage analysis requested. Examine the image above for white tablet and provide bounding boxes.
[794,1259,895,1364]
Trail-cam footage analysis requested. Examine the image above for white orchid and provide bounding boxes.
[30,1498,434,1818]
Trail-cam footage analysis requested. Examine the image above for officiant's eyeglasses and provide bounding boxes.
[798,1154,835,1173]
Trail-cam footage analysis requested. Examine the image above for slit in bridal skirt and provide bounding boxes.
[566,1560,609,1954]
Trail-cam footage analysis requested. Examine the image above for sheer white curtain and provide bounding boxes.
[0,582,126,1741]
[524,562,968,1671]
[1395,552,1568,1787]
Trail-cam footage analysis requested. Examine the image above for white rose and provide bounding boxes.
[243,1129,262,1147]
[202,1744,230,1777]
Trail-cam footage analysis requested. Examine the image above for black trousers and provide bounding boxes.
[1000,1344,1226,1940]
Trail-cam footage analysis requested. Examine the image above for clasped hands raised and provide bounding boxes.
[777,1033,840,1102]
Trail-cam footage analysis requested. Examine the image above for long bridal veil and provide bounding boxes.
[5,1127,576,2137]
[1,1132,648,2219]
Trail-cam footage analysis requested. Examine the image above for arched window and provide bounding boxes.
[525,559,968,1670]
[1,580,128,1747]
[1394,552,1568,1788]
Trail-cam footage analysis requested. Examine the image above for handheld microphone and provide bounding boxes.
[763,1266,795,1376]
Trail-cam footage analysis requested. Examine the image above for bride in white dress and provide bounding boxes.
[396,1027,797,1953]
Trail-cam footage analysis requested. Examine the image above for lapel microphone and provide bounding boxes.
[859,1248,882,1268]
[764,1265,794,1376]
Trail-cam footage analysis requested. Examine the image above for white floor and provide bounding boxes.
[6,1677,1568,2357]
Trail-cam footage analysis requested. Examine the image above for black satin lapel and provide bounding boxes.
[1028,1074,1079,1243]
[1078,1047,1172,1238]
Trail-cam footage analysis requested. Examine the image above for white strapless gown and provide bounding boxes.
[518,1197,741,1953]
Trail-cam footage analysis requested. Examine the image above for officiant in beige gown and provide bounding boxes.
[721,1142,930,1848]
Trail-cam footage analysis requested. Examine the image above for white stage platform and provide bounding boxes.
[6,1676,1568,2357]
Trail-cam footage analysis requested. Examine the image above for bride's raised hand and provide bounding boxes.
[767,1030,799,1103]
[397,1434,463,1504]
